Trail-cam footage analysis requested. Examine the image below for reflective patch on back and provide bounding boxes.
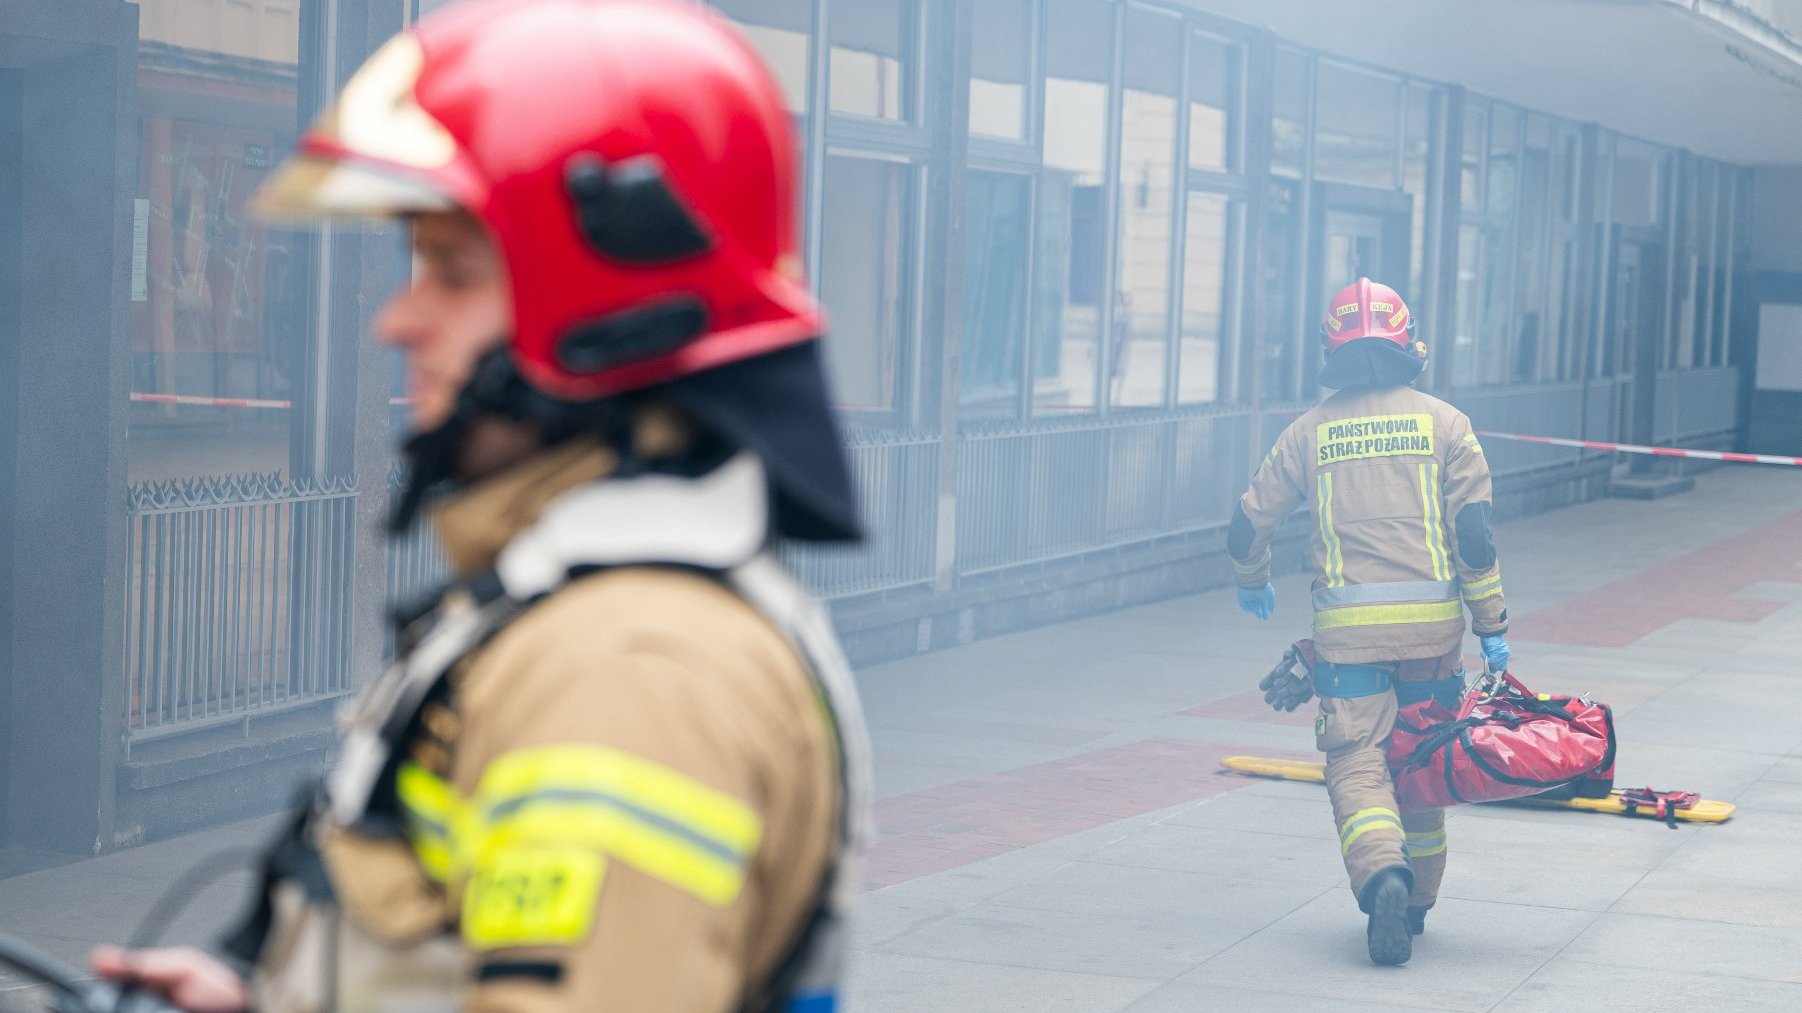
[1316,414,1435,465]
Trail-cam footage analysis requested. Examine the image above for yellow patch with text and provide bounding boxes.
[1316,414,1435,465]
[462,848,605,950]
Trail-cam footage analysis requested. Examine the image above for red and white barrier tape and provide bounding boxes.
[1476,431,1802,468]
[132,392,413,408]
[118,396,1802,466]
[131,392,293,410]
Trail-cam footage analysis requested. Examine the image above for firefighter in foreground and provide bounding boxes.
[1230,279,1509,966]
[89,1,872,1009]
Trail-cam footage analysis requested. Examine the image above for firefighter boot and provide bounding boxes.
[1408,906,1430,936]
[1361,867,1414,966]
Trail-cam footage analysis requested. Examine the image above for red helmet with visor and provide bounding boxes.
[256,0,820,401]
[1321,277,1414,353]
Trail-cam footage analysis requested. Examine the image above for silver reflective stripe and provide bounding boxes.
[1313,580,1457,611]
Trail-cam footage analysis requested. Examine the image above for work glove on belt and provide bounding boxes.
[1258,646,1315,713]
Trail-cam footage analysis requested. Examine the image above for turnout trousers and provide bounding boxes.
[1314,649,1459,911]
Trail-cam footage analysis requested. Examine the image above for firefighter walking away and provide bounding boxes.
[1230,278,1510,966]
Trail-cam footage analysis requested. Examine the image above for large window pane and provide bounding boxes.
[131,0,309,483]
[712,0,814,114]
[1611,138,1665,229]
[1180,193,1231,404]
[1271,48,1307,176]
[829,0,912,120]
[1259,179,1302,400]
[962,171,1032,420]
[1553,129,1580,223]
[1314,62,1399,189]
[970,0,1030,140]
[1034,0,1112,414]
[1715,170,1739,367]
[1477,105,1519,386]
[1461,101,1486,214]
[1511,119,1551,383]
[1452,223,1483,388]
[1188,32,1238,172]
[1111,7,1180,410]
[819,155,913,412]
[1405,85,1432,311]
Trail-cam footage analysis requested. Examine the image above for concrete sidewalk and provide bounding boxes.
[4,466,1801,1010]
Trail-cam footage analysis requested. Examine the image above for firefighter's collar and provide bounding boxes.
[430,439,617,577]
[495,450,769,600]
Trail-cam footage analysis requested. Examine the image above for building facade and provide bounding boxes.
[2,0,1801,851]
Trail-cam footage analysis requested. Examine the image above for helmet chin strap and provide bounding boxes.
[390,346,632,533]
[390,345,725,534]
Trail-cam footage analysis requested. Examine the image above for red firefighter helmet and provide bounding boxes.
[255,0,819,401]
[1321,278,1414,353]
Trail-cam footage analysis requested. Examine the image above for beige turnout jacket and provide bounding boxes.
[1230,385,1508,663]
[287,443,841,1013]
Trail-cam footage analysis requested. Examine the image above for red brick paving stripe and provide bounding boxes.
[865,738,1263,890]
[1511,509,1802,648]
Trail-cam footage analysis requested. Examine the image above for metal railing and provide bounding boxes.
[783,431,940,599]
[386,464,451,629]
[123,472,358,744]
[955,409,1253,574]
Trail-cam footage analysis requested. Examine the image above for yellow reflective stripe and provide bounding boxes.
[1464,433,1484,454]
[478,800,748,906]
[397,761,458,826]
[1418,462,1451,581]
[413,836,455,882]
[479,745,761,855]
[1462,573,1504,602]
[1338,807,1403,854]
[1318,473,1345,587]
[1232,548,1272,575]
[475,745,762,907]
[396,761,458,880]
[1315,600,1463,631]
[1405,828,1448,858]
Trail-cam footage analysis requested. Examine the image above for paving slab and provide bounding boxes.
[1121,981,1465,1012]
[1077,821,1348,888]
[1608,812,1802,928]
[1554,913,1802,983]
[876,901,1248,981]
[1178,892,1600,1012]
[1494,957,1802,1012]
[843,952,1160,1013]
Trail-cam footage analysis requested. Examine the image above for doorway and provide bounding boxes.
[1745,271,1802,455]
[1297,184,1412,392]
[1611,233,1664,456]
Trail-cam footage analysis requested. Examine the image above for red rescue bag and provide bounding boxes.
[1388,671,1616,809]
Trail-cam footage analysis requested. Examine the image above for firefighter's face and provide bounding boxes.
[376,211,514,432]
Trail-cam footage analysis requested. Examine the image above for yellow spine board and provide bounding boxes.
[1216,756,1734,824]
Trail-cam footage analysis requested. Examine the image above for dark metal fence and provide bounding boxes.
[782,431,940,597]
[386,464,451,636]
[123,473,357,746]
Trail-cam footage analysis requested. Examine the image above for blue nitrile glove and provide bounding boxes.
[1237,583,1277,621]
[1479,634,1510,673]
